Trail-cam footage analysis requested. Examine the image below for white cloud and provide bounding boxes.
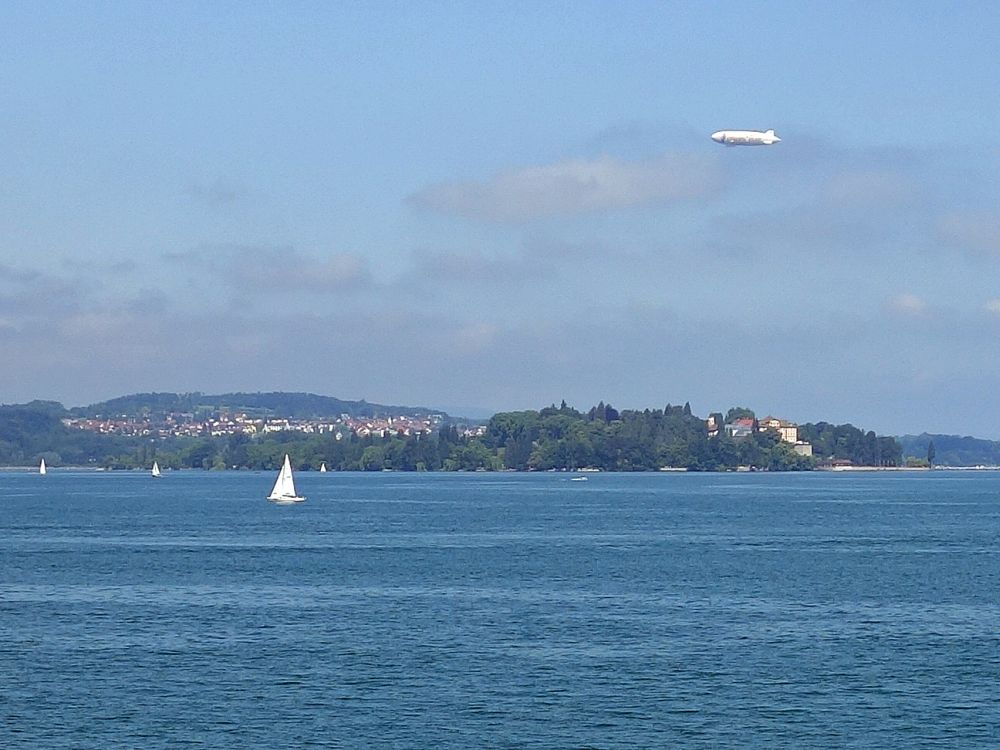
[409,153,722,222]
[984,299,1000,314]
[888,293,927,316]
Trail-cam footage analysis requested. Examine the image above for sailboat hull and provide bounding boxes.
[267,495,306,504]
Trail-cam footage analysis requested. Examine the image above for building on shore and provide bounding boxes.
[758,416,798,444]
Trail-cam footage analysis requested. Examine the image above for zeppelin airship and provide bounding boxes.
[711,129,781,146]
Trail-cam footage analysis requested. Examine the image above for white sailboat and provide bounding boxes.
[267,454,305,504]
[151,461,162,478]
[39,458,47,475]
[319,462,327,473]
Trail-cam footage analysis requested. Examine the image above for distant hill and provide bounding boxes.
[0,403,130,466]
[67,392,449,420]
[898,433,1000,467]
[5,400,68,416]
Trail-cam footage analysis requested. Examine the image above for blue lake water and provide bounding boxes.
[2,470,999,748]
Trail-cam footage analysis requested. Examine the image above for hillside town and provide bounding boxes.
[60,411,475,440]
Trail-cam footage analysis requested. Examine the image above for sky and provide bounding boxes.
[2,1,1000,436]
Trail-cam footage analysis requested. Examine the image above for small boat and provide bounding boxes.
[151,461,162,478]
[570,475,588,481]
[267,454,305,504]
[319,462,327,473]
[39,458,47,475]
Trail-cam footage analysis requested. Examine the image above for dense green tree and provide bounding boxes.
[360,445,385,471]
[725,407,756,423]
[798,422,902,466]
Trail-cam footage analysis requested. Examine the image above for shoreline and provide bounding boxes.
[4,465,999,473]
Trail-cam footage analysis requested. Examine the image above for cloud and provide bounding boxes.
[579,122,699,160]
[984,299,1000,314]
[694,137,960,259]
[169,244,372,293]
[936,211,1000,256]
[231,250,371,292]
[454,321,501,353]
[711,207,894,257]
[404,234,652,291]
[521,235,648,263]
[0,264,88,317]
[408,249,555,285]
[820,170,922,210]
[409,152,723,222]
[184,178,252,207]
[704,164,932,259]
[887,293,928,316]
[0,263,44,284]
[63,257,138,276]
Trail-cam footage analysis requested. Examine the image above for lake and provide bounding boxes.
[2,470,998,748]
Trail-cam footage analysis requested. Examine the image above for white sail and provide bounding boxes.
[319,462,327,472]
[267,454,305,503]
[151,461,161,478]
[39,458,46,475]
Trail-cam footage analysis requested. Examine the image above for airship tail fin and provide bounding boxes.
[765,129,775,136]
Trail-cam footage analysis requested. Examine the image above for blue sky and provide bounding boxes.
[2,1,1000,435]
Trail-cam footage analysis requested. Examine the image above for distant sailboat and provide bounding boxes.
[39,458,46,475]
[151,461,162,478]
[319,462,327,473]
[267,454,305,504]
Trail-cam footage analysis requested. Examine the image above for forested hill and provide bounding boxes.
[899,433,1000,466]
[481,404,900,472]
[68,392,446,419]
[0,405,130,466]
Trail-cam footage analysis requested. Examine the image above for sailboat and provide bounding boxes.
[39,458,47,475]
[267,454,305,504]
[319,462,327,473]
[151,461,162,478]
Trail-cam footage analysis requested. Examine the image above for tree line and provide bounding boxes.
[1,400,902,471]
